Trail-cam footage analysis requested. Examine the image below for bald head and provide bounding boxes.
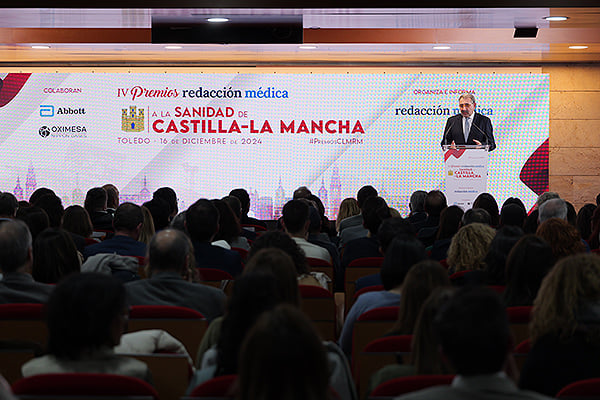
[148,229,191,274]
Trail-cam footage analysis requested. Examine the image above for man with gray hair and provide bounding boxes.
[539,198,568,223]
[407,190,427,226]
[441,93,496,151]
[0,220,53,303]
[536,191,560,208]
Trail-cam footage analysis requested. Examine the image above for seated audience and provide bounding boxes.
[336,197,360,234]
[126,229,226,321]
[84,187,113,231]
[32,228,81,284]
[538,197,568,223]
[406,190,427,227]
[503,235,554,307]
[412,190,447,233]
[16,206,49,242]
[388,260,451,335]
[367,288,456,396]
[28,187,55,205]
[536,218,585,261]
[480,226,523,285]
[0,192,18,221]
[430,205,464,261]
[143,197,171,231]
[396,287,551,400]
[447,223,495,275]
[61,205,94,251]
[0,220,53,303]
[520,253,600,396]
[83,203,147,259]
[238,305,332,400]
[588,206,600,250]
[339,236,426,358]
[211,199,250,251]
[461,208,492,226]
[153,187,178,223]
[22,273,151,382]
[472,192,500,227]
[102,184,119,216]
[338,185,378,237]
[576,203,596,242]
[34,193,64,228]
[499,202,527,228]
[138,206,155,246]
[229,188,266,228]
[223,195,255,241]
[282,199,331,264]
[186,199,243,277]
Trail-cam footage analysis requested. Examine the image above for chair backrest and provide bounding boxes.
[299,285,336,341]
[345,257,384,311]
[0,348,36,384]
[188,374,238,398]
[369,374,454,399]
[488,285,506,295]
[12,373,159,400]
[356,335,413,395]
[352,307,399,383]
[231,247,249,261]
[506,306,533,345]
[557,378,600,399]
[241,224,267,232]
[123,353,191,400]
[353,285,385,301]
[512,338,531,373]
[128,305,208,357]
[307,257,334,291]
[0,303,47,348]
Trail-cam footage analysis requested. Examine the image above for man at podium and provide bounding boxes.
[441,93,496,151]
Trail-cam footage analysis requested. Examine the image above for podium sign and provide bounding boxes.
[443,145,489,209]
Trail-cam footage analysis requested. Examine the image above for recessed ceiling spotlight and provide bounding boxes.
[207,17,229,23]
[544,16,568,21]
[569,45,588,49]
[165,45,182,49]
[31,45,50,49]
[433,46,451,50]
[299,45,317,49]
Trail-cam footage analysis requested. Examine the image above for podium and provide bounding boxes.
[442,145,489,209]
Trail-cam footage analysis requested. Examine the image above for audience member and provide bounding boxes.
[481,226,523,285]
[21,273,151,382]
[339,236,426,358]
[186,199,243,277]
[0,192,18,221]
[538,198,567,223]
[407,190,427,226]
[223,195,255,241]
[143,197,171,231]
[293,186,312,199]
[576,203,596,242]
[282,199,331,263]
[84,187,113,231]
[126,229,226,321]
[500,203,527,228]
[461,208,492,226]
[388,260,451,335]
[61,205,93,239]
[32,228,81,284]
[35,193,64,228]
[338,185,378,233]
[83,203,146,259]
[153,187,178,222]
[138,206,155,246]
[520,253,600,396]
[211,199,250,250]
[0,220,53,303]
[503,235,554,307]
[229,188,266,228]
[396,287,551,400]
[368,288,456,396]
[536,218,585,261]
[430,205,464,261]
[102,184,119,216]
[523,209,540,234]
[447,223,495,274]
[16,206,49,242]
[565,201,577,226]
[473,192,500,227]
[238,305,331,400]
[336,198,360,233]
[28,187,55,205]
[536,191,560,208]
[412,190,446,233]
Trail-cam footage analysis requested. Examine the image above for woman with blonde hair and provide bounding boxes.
[519,253,600,396]
[138,205,155,246]
[447,222,495,273]
[336,198,360,233]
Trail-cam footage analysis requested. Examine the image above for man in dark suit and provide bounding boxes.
[441,93,496,151]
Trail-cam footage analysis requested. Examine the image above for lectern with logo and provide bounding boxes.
[442,145,490,209]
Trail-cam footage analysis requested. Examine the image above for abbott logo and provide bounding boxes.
[40,105,54,117]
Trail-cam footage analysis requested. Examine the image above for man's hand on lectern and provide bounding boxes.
[473,139,482,145]
[450,141,456,150]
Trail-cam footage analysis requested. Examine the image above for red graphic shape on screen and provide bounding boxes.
[0,73,31,107]
[444,149,466,162]
[519,138,549,196]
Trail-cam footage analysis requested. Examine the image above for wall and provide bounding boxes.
[544,65,600,211]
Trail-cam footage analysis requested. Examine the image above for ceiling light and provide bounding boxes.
[207,18,229,23]
[433,46,451,50]
[569,45,588,50]
[299,45,317,49]
[544,16,568,21]
[31,45,50,49]
[165,45,182,49]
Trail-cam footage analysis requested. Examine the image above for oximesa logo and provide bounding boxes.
[39,126,50,138]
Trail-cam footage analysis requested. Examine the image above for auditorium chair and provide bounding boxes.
[122,353,191,400]
[197,268,234,294]
[299,284,336,341]
[368,375,454,400]
[0,347,37,384]
[512,338,531,372]
[231,247,249,261]
[0,303,47,347]
[351,306,399,384]
[352,285,385,302]
[356,335,413,395]
[128,305,208,357]
[241,224,267,232]
[307,257,335,291]
[185,374,238,399]
[506,305,533,346]
[12,373,159,400]
[345,257,384,311]
[556,377,600,399]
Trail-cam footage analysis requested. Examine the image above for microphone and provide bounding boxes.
[471,121,489,149]
[443,119,455,147]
